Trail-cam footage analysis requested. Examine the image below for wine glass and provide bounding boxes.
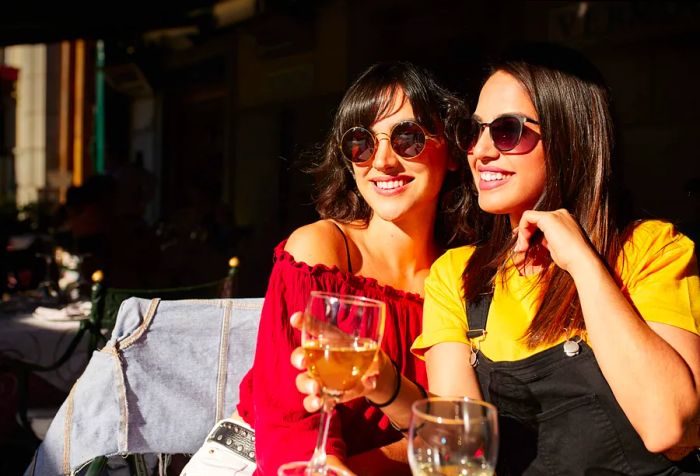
[278,291,386,476]
[408,397,499,476]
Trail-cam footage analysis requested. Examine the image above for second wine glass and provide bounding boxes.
[408,397,499,476]
[278,291,386,476]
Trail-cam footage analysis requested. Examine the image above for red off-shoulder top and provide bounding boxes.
[237,241,427,475]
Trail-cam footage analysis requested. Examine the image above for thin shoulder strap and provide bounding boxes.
[330,221,353,273]
[466,294,492,339]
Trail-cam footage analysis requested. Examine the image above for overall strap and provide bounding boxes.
[330,221,353,273]
[466,293,492,339]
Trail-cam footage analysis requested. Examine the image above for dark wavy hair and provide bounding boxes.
[461,43,625,348]
[311,61,474,248]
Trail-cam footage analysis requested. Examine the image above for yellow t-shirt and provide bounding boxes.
[412,220,700,362]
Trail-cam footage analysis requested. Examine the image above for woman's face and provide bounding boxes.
[468,70,546,227]
[352,88,457,225]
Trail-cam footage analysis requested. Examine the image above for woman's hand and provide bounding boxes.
[289,312,389,413]
[514,208,600,275]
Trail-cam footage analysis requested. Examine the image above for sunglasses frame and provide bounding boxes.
[458,113,540,153]
[339,120,439,164]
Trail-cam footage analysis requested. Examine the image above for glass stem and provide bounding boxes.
[307,395,337,474]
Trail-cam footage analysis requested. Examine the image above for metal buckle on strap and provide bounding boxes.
[466,329,486,341]
[467,329,487,368]
[207,420,256,463]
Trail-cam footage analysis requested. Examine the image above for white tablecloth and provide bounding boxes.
[0,311,88,392]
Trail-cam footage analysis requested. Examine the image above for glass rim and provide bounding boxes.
[411,396,498,424]
[308,290,386,309]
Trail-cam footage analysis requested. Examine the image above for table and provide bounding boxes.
[0,310,89,392]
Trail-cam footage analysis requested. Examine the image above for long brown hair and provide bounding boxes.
[311,61,475,248]
[462,44,625,348]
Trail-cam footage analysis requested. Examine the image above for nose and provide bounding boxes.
[371,134,400,171]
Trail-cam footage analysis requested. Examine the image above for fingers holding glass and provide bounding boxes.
[285,291,386,474]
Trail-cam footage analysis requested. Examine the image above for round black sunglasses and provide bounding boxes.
[339,120,438,164]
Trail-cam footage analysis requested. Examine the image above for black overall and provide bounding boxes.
[467,296,697,476]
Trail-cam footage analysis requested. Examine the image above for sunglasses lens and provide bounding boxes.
[454,117,472,152]
[341,128,374,163]
[391,121,426,158]
[490,116,522,151]
[468,118,483,151]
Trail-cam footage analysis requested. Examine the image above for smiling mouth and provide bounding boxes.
[373,178,412,190]
[480,171,511,182]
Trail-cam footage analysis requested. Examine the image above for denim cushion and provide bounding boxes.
[26,297,263,476]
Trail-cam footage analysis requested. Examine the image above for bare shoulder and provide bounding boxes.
[285,220,350,270]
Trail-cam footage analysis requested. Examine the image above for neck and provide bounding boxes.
[368,213,439,265]
[354,212,440,295]
[511,240,551,276]
[509,212,521,230]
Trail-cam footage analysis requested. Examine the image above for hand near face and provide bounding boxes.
[514,209,600,275]
[289,312,382,413]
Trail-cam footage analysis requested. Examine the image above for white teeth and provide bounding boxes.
[375,180,406,190]
[480,172,507,181]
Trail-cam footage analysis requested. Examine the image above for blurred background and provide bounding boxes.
[0,1,698,474]
[0,0,698,296]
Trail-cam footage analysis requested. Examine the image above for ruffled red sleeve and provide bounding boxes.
[237,241,426,475]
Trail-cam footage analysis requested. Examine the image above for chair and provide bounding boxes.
[25,296,263,476]
[87,256,240,355]
[1,257,240,444]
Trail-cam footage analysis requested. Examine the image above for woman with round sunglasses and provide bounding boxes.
[204,61,473,476]
[292,44,700,474]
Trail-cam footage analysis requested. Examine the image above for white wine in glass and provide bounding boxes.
[278,291,386,476]
[303,337,378,394]
[408,397,499,476]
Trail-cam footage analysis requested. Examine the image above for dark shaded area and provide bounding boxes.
[0,2,216,46]
[1,0,698,294]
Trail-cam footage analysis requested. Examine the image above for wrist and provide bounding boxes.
[366,354,400,407]
[567,248,608,282]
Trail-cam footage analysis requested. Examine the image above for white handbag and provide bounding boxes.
[180,418,257,476]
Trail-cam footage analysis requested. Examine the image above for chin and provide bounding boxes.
[374,211,405,223]
[478,198,510,216]
[372,203,415,222]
